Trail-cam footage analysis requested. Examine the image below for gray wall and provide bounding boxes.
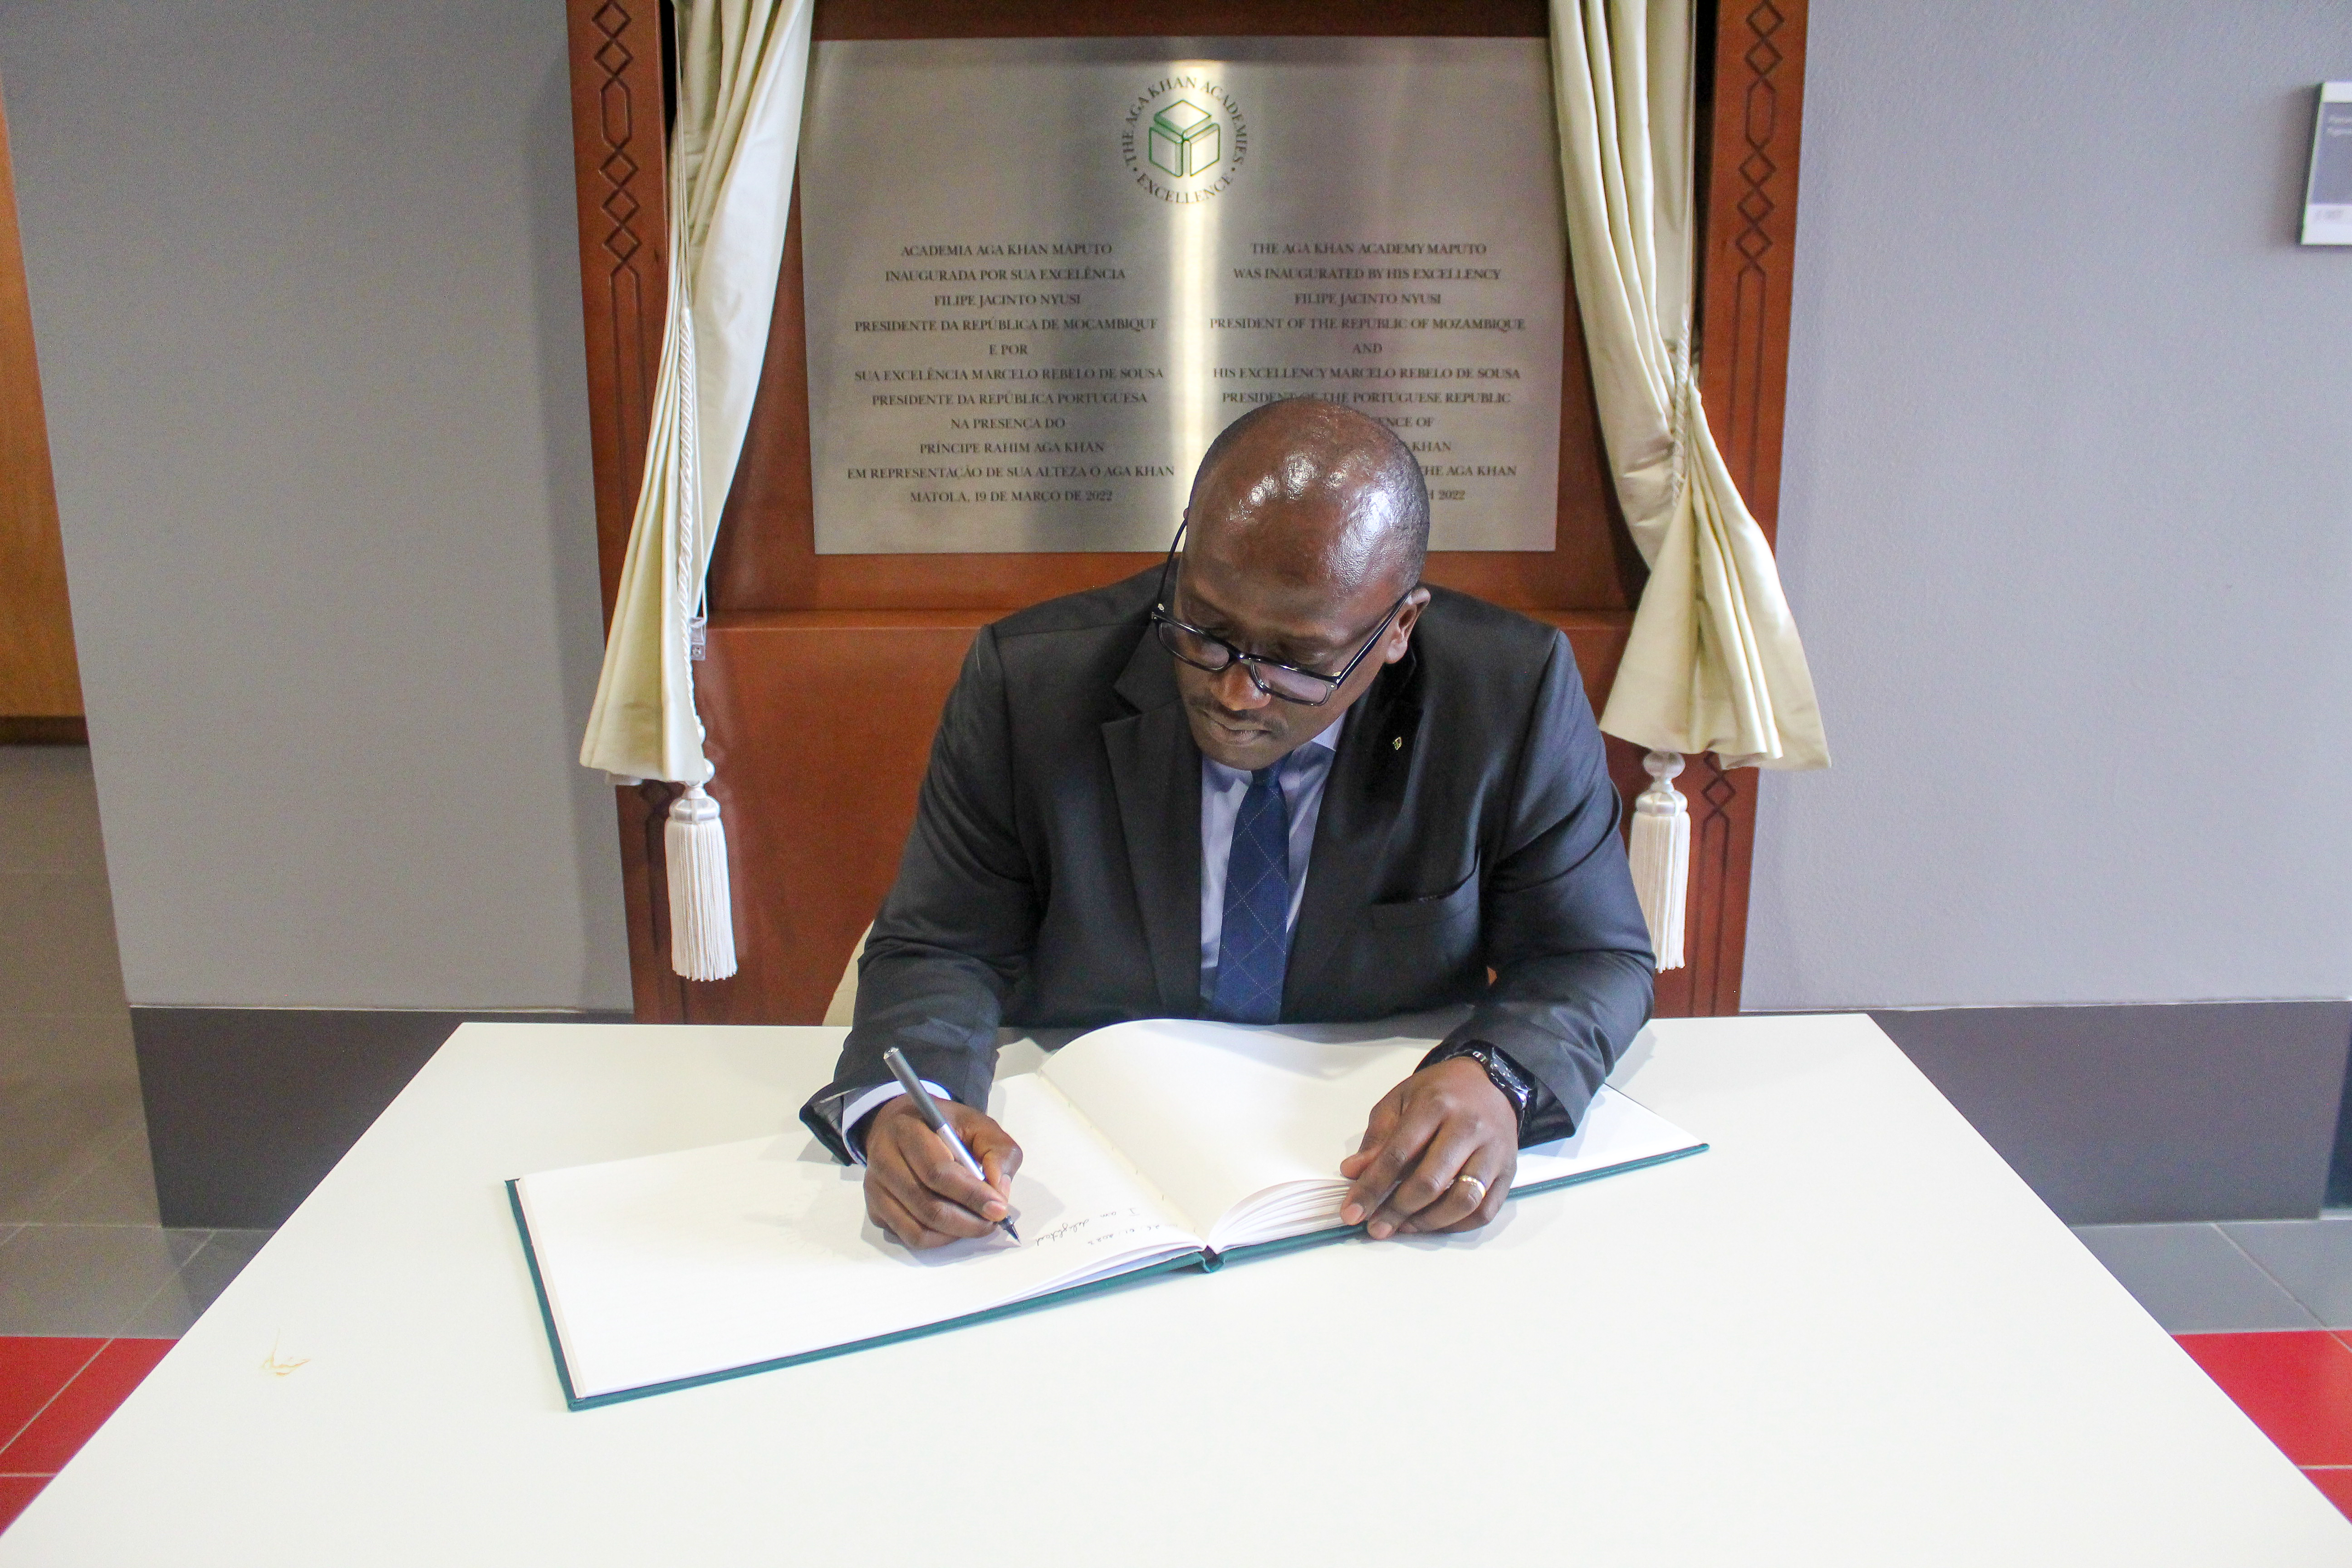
[8,0,2346,1018]
[1749,0,2352,1009]
[0,2,631,1009]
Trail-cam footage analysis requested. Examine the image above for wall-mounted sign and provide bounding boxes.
[797,38,1569,554]
[2304,82,2352,246]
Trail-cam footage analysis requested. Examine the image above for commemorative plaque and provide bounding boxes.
[798,38,1568,554]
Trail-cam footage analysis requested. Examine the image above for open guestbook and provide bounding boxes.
[510,1018,1705,1408]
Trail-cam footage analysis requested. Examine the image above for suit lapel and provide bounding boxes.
[1102,633,1203,1016]
[1285,651,1423,1010]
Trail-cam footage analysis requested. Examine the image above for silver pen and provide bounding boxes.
[882,1047,1019,1242]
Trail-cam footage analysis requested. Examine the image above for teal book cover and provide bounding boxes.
[509,1139,1705,1411]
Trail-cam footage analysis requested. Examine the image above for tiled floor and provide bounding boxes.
[0,1335,173,1521]
[0,748,272,1340]
[2068,1215,2352,1514]
[2074,1218,2352,1334]
[0,747,272,1529]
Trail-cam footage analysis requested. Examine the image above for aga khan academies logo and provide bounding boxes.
[1121,74,1248,203]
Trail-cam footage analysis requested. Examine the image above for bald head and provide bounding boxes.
[1186,399,1429,597]
[1166,399,1434,770]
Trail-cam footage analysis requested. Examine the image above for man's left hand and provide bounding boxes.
[1338,1058,1516,1239]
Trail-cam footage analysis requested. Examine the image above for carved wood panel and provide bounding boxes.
[567,0,1806,1023]
[567,0,672,622]
[566,0,682,1021]
[1698,0,1804,551]
[1673,0,1804,1013]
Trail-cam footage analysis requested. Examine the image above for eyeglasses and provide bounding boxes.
[1148,519,1416,707]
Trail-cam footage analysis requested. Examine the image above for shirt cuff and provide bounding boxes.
[839,1079,951,1162]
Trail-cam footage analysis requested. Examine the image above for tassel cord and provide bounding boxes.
[665,781,739,980]
[1626,749,1689,972]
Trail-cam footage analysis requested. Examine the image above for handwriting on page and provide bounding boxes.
[1028,1205,1171,1250]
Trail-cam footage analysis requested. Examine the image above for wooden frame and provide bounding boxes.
[0,78,82,727]
[565,0,1807,1023]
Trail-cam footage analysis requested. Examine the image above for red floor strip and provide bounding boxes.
[2174,1332,2352,1521]
[2303,1468,2352,1519]
[0,1337,175,1535]
[0,1339,104,1454]
[1,1339,173,1475]
[0,1477,47,1534]
[2174,1331,2352,1468]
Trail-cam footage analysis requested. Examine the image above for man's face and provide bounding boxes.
[1168,505,1427,773]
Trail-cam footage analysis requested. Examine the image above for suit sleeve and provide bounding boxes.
[1434,630,1656,1143]
[799,627,1039,1161]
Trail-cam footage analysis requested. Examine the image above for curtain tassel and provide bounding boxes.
[665,781,739,980]
[1628,750,1689,971]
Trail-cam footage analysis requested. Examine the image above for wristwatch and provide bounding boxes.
[1425,1040,1535,1129]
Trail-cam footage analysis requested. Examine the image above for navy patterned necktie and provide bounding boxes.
[1209,764,1291,1024]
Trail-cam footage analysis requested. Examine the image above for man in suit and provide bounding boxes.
[802,397,1655,1248]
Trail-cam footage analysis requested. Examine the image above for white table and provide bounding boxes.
[6,1014,2346,1565]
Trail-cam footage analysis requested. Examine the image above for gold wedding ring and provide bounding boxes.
[1453,1174,1489,1206]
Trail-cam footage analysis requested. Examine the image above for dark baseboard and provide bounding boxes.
[132,1006,631,1228]
[0,716,88,745]
[2329,1053,2352,1209]
[137,999,2352,1230]
[1866,1001,2352,1226]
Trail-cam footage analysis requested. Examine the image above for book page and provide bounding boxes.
[515,1073,1200,1401]
[1512,1081,1704,1192]
[1036,1019,1438,1247]
[1036,1019,1705,1250]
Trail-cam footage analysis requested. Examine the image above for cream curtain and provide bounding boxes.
[577,1,814,978]
[579,0,815,787]
[1548,0,1828,773]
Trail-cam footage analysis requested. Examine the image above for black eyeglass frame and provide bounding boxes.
[1147,519,1418,708]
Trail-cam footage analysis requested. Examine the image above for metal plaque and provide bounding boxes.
[799,37,1568,554]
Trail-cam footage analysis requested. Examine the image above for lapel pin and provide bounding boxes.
[1391,735,1402,750]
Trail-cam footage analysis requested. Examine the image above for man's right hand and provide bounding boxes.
[861,1095,1023,1249]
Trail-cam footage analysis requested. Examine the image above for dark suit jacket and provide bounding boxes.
[800,569,1656,1162]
